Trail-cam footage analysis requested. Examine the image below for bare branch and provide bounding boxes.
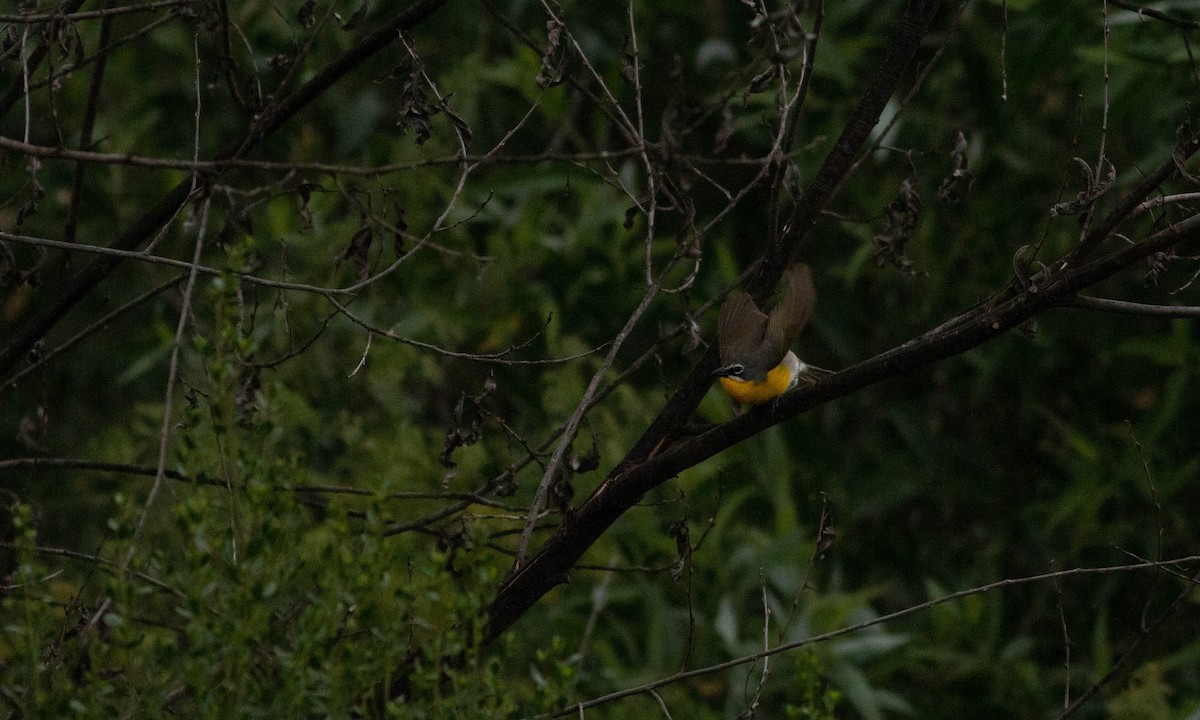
[0,229,354,296]
[1109,0,1200,29]
[0,541,184,598]
[0,135,646,174]
[513,285,660,568]
[0,0,194,24]
[121,188,211,571]
[0,0,451,376]
[1066,295,1200,317]
[324,294,605,365]
[552,555,1200,718]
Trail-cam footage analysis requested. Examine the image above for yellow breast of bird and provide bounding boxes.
[718,361,794,405]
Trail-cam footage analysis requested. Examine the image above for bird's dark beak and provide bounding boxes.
[711,364,733,378]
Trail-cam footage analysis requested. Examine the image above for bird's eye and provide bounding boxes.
[729,364,744,376]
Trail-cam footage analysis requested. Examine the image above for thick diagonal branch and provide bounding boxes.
[483,0,946,645]
[618,0,943,475]
[483,211,1200,643]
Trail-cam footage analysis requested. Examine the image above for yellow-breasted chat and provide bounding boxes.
[712,263,826,406]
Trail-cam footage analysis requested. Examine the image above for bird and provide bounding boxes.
[712,263,826,406]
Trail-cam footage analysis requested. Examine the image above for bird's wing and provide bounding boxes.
[717,290,768,366]
[763,263,816,362]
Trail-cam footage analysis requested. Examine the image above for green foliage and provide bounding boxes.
[3,243,525,717]
[0,503,66,710]
[3,0,1200,718]
[785,650,842,719]
[1107,664,1172,720]
[3,497,519,718]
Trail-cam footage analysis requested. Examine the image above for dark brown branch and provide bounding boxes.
[63,11,115,246]
[0,1,191,24]
[774,0,943,273]
[481,212,1200,643]
[480,0,947,648]
[619,0,943,508]
[0,135,645,173]
[372,1,947,704]
[1109,0,1200,30]
[0,457,189,482]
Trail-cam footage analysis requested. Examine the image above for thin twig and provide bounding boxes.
[513,285,660,568]
[0,135,647,174]
[1055,565,1199,719]
[487,210,1200,648]
[740,575,773,718]
[0,457,520,510]
[1109,0,1200,29]
[338,33,473,294]
[1053,564,1071,712]
[1001,0,1009,100]
[648,689,674,720]
[0,0,192,23]
[546,555,1200,719]
[577,556,617,669]
[120,58,210,570]
[62,9,115,246]
[324,294,605,364]
[0,541,184,598]
[1065,295,1200,317]
[1132,192,1200,216]
[121,194,209,570]
[0,275,185,394]
[0,229,353,295]
[511,4,674,569]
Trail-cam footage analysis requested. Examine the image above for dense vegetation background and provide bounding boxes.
[2,0,1199,717]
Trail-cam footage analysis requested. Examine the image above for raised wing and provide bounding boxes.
[764,263,815,362]
[717,290,768,366]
